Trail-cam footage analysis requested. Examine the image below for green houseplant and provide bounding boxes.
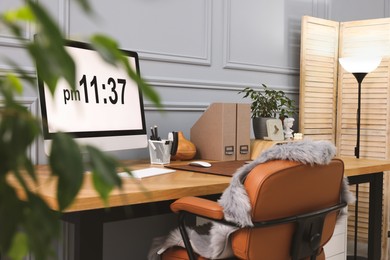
[0,1,160,259]
[239,84,296,139]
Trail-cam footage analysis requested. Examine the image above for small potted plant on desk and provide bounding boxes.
[239,84,296,139]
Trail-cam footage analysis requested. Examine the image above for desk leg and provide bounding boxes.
[348,172,383,260]
[63,210,104,260]
[61,201,176,260]
[368,172,383,260]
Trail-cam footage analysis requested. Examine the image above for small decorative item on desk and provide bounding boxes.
[265,119,284,141]
[293,133,303,140]
[283,117,294,140]
[171,131,196,160]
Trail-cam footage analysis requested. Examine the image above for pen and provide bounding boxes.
[150,127,156,140]
[154,125,161,140]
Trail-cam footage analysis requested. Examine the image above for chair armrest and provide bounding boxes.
[170,196,224,220]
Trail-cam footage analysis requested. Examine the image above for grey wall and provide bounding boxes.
[1,0,389,259]
[0,0,327,164]
[1,1,389,163]
[3,0,389,163]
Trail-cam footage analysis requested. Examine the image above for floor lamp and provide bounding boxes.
[339,57,381,260]
[339,57,381,159]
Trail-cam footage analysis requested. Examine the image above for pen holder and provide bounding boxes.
[148,140,172,165]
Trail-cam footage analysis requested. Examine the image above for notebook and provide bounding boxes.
[118,167,175,179]
[165,160,248,177]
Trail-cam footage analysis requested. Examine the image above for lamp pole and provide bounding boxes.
[339,56,381,158]
[352,72,367,159]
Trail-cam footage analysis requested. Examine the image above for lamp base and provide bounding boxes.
[347,256,367,260]
[355,146,359,158]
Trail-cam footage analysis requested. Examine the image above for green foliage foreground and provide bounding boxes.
[0,1,161,259]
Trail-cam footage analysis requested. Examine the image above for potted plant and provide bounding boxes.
[0,1,161,259]
[239,84,296,139]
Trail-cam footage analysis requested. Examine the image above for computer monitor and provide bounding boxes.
[37,40,148,155]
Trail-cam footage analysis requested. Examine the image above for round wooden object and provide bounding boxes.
[171,131,196,160]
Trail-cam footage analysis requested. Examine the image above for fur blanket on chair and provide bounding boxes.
[148,140,355,260]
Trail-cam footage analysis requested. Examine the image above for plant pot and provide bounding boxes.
[252,117,274,139]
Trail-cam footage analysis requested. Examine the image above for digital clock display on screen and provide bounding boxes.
[38,41,146,139]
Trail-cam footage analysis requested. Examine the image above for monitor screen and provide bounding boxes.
[37,40,148,155]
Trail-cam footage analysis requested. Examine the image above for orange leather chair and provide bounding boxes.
[161,158,347,260]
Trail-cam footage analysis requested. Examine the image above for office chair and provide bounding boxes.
[161,158,347,260]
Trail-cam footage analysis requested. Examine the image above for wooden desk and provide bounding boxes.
[24,160,230,260]
[15,158,390,260]
[341,157,390,260]
[31,160,231,213]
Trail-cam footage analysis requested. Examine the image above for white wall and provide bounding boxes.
[1,0,389,259]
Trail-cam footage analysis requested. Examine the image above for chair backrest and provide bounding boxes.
[230,158,344,260]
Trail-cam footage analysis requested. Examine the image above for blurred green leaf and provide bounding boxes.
[3,58,38,88]
[27,1,76,95]
[22,156,38,184]
[7,232,28,260]
[0,0,162,259]
[2,6,34,23]
[0,76,21,106]
[86,146,122,203]
[74,0,93,13]
[0,101,40,174]
[23,193,59,260]
[28,2,62,45]
[90,34,162,107]
[49,133,84,211]
[6,74,23,94]
[0,181,23,254]
[90,34,122,64]
[0,16,22,39]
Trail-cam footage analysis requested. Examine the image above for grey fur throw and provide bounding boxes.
[148,140,355,260]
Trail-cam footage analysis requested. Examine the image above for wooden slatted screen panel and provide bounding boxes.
[299,16,339,142]
[338,18,390,259]
[300,16,390,259]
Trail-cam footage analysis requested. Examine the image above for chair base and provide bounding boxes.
[161,247,207,260]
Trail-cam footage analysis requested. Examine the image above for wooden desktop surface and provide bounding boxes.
[341,156,390,177]
[9,157,390,213]
[11,160,231,213]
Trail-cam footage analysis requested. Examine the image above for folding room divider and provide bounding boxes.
[300,15,390,259]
